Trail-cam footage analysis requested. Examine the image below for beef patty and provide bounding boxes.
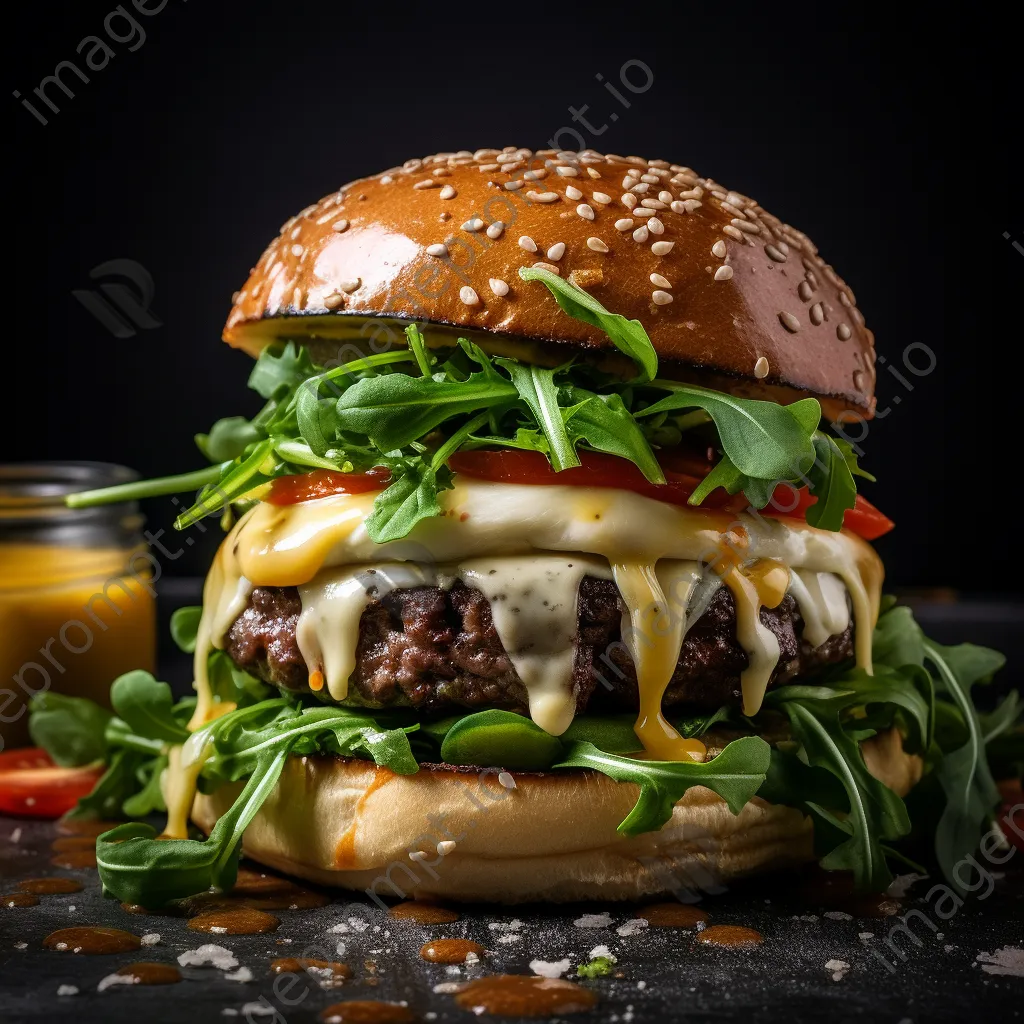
[224,578,853,714]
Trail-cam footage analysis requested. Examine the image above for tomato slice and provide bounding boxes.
[0,748,104,818]
[447,449,894,541]
[267,467,392,505]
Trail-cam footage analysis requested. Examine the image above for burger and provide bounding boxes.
[46,146,1017,907]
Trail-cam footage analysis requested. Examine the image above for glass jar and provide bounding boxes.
[0,463,156,752]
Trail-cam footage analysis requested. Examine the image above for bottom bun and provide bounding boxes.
[192,728,920,903]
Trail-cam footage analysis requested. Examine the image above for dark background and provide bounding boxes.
[7,0,1018,590]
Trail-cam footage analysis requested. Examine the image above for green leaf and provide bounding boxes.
[925,640,1003,890]
[638,383,817,483]
[110,670,190,744]
[555,735,770,836]
[872,604,926,669]
[121,755,169,818]
[206,650,273,708]
[405,323,433,377]
[804,432,857,532]
[563,389,665,484]
[364,461,452,545]
[561,707,732,754]
[170,606,203,654]
[440,710,564,771]
[833,436,876,482]
[980,690,1022,744]
[495,360,580,472]
[67,748,147,820]
[174,438,276,529]
[577,956,616,978]
[518,266,659,382]
[29,693,112,767]
[336,367,515,453]
[96,746,290,906]
[247,341,320,400]
[195,417,263,462]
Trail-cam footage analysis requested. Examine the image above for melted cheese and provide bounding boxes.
[188,481,883,762]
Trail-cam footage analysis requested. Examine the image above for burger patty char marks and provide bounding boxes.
[225,579,853,713]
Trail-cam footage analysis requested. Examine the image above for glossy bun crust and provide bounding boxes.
[224,148,876,419]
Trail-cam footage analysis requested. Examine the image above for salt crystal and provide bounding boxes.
[616,918,649,937]
[530,958,571,978]
[574,912,613,928]
[177,944,239,970]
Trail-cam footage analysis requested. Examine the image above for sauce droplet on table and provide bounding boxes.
[320,1001,417,1023]
[17,878,83,895]
[640,903,709,927]
[419,938,485,964]
[453,976,598,1016]
[387,901,459,924]
[43,927,142,954]
[187,909,280,934]
[697,925,763,948]
[116,962,182,985]
[3,892,39,908]
[49,850,97,870]
[56,819,121,837]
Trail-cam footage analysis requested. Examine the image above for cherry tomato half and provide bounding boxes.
[0,747,104,818]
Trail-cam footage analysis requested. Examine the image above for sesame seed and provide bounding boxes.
[291,244,304,257]
[504,180,525,191]
[778,311,801,332]
[332,219,349,233]
[532,261,561,275]
[712,240,727,258]
[478,163,500,172]
[489,278,509,297]
[426,243,448,257]
[587,167,601,179]
[651,241,675,255]
[290,226,302,240]
[576,203,595,220]
[684,199,703,213]
[650,273,671,289]
[380,175,394,185]
[798,280,814,301]
[439,185,457,200]
[592,192,612,204]
[460,286,480,306]
[631,182,651,194]
[853,369,866,389]
[670,201,688,215]
[721,201,745,218]
[323,292,344,310]
[641,173,660,184]
[754,356,770,378]
[565,185,583,201]
[732,218,759,234]
[462,218,485,232]
[622,176,636,189]
[839,290,852,307]
[648,218,665,235]
[546,242,566,261]
[714,265,734,281]
[809,302,824,325]
[658,191,674,204]
[413,179,439,189]
[652,290,673,305]
[678,188,703,200]
[634,208,655,218]
[339,278,361,293]
[615,218,634,231]
[621,193,638,209]
[486,221,505,240]
[518,235,538,252]
[524,168,549,181]
[837,323,852,340]
[632,226,650,243]
[765,244,788,262]
[440,212,451,221]
[527,191,560,203]
[641,198,666,210]
[556,165,580,176]
[723,225,745,241]
[587,236,610,252]
[498,771,517,789]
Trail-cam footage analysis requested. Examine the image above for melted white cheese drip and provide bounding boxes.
[789,570,852,648]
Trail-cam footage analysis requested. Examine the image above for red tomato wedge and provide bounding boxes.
[447,449,895,541]
[267,466,391,505]
[0,748,104,818]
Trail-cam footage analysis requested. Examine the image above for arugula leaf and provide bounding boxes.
[563,389,665,483]
[247,341,320,400]
[96,746,290,906]
[519,266,659,382]
[121,755,168,818]
[29,692,112,767]
[638,384,817,484]
[110,670,190,745]
[68,748,149,820]
[555,735,770,836]
[206,650,273,707]
[577,956,616,978]
[195,417,262,462]
[804,432,857,531]
[495,359,579,471]
[175,438,276,529]
[364,461,452,545]
[925,639,1004,889]
[405,323,433,377]
[170,606,202,654]
[439,709,564,771]
[872,604,926,670]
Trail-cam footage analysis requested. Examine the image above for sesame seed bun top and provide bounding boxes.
[224,147,876,419]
